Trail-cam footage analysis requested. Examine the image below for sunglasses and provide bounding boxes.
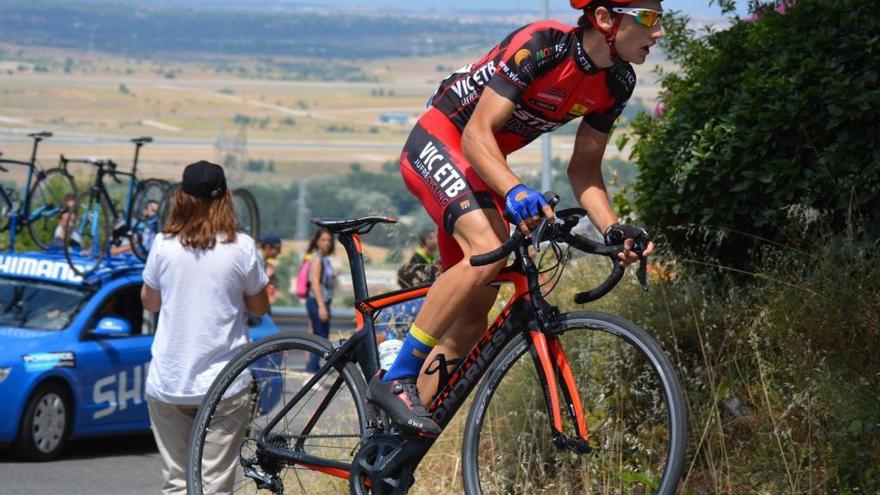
[612,7,664,28]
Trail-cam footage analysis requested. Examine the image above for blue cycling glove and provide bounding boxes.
[504,184,548,225]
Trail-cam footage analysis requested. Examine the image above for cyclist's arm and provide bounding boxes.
[461,87,521,196]
[567,120,618,233]
[569,120,654,263]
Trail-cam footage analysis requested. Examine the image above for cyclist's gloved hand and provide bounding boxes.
[504,184,548,225]
[603,222,649,248]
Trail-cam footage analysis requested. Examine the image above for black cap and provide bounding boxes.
[260,233,282,246]
[181,160,227,199]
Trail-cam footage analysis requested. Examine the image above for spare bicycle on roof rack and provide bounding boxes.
[0,131,77,251]
[60,137,168,276]
[186,192,687,495]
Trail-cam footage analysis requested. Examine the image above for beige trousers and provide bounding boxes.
[147,391,251,495]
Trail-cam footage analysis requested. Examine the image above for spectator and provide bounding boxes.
[51,193,81,249]
[140,160,269,494]
[396,229,440,288]
[110,199,160,256]
[258,233,282,307]
[304,227,335,372]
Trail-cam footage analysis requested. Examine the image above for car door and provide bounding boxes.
[75,282,154,434]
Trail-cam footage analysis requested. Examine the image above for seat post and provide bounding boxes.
[337,231,381,376]
[337,232,369,301]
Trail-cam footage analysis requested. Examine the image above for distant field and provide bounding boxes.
[0,41,669,185]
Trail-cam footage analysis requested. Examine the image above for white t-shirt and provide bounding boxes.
[143,232,269,405]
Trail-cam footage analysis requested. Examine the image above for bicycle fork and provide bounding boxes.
[527,327,592,454]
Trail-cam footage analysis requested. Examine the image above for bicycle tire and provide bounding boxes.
[25,168,77,249]
[186,332,369,495]
[462,310,687,495]
[232,188,260,239]
[0,188,14,233]
[157,181,179,228]
[130,178,168,260]
[64,190,110,277]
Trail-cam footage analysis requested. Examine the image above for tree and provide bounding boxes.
[628,0,880,267]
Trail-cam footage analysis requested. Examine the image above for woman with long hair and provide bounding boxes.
[304,227,335,372]
[140,160,269,494]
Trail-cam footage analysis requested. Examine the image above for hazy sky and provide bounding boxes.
[309,0,751,18]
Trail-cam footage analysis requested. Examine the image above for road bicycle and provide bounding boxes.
[61,137,168,276]
[0,131,77,250]
[186,196,687,494]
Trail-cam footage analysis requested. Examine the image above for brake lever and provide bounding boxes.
[633,235,649,291]
[636,256,649,291]
[531,192,560,252]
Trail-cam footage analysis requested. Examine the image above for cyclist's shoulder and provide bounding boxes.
[605,61,637,100]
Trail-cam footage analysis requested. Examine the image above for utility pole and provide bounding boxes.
[540,0,552,192]
[294,179,309,240]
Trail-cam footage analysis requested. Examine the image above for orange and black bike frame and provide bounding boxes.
[256,225,591,481]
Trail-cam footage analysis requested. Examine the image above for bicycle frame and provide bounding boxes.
[255,229,591,481]
[0,133,49,217]
[0,133,64,251]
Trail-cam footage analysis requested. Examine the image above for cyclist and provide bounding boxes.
[367,0,662,435]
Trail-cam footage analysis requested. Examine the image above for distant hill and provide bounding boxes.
[0,0,521,60]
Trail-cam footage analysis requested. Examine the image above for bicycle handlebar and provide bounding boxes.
[470,191,650,305]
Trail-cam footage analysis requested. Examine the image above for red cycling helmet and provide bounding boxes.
[570,0,650,58]
[570,0,637,8]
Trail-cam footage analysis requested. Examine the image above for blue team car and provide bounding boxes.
[0,251,278,460]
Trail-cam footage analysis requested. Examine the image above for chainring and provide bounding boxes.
[349,434,413,495]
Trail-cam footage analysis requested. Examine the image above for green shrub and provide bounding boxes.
[629,0,880,267]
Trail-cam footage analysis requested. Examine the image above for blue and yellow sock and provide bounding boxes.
[383,324,437,382]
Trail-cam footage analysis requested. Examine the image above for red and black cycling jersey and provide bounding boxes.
[428,20,636,155]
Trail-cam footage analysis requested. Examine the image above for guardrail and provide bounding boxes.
[270,305,357,332]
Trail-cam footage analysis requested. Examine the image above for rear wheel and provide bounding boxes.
[130,178,168,260]
[26,168,77,249]
[187,333,369,494]
[462,311,687,495]
[14,382,71,461]
[232,188,260,239]
[157,182,180,228]
[64,190,110,277]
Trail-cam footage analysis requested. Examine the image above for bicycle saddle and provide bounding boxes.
[311,216,397,234]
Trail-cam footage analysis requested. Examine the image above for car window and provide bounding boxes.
[0,278,89,331]
[91,284,149,336]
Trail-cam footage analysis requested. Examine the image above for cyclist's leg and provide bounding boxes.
[367,108,508,433]
[415,213,507,404]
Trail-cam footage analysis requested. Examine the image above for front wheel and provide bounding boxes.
[462,311,687,495]
[26,168,77,249]
[186,333,369,495]
[13,382,71,461]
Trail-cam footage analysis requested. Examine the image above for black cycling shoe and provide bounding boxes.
[366,373,441,437]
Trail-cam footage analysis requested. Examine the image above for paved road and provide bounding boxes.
[0,313,346,495]
[0,434,161,495]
